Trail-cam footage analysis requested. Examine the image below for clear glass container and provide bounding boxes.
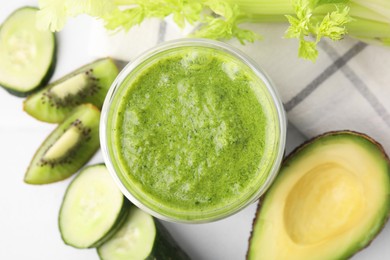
[100,39,286,223]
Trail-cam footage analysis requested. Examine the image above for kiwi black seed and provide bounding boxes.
[38,119,91,167]
[23,58,119,123]
[24,104,100,184]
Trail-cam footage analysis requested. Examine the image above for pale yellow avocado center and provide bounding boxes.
[284,163,364,245]
[248,134,390,260]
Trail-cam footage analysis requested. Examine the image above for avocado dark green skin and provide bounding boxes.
[0,6,57,97]
[247,130,390,260]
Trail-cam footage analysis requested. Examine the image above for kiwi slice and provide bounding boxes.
[23,58,118,123]
[24,104,100,184]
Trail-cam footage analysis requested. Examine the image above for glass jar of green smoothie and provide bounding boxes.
[101,39,286,223]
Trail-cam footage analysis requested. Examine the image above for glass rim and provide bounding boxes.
[100,38,287,223]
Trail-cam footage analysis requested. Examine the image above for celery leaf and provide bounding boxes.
[316,7,352,41]
[205,0,234,20]
[104,8,145,31]
[299,40,318,61]
[285,0,352,61]
[36,0,68,31]
[197,1,261,43]
[37,0,259,44]
[37,0,115,31]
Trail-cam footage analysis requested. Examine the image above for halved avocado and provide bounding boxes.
[248,131,390,260]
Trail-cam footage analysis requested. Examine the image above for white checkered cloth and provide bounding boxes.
[89,20,390,151]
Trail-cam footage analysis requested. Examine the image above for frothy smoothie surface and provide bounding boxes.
[108,46,280,220]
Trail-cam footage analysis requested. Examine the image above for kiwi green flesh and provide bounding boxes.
[23,58,118,123]
[24,104,100,184]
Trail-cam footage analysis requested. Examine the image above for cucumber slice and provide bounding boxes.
[23,58,118,123]
[97,206,190,260]
[59,164,129,248]
[0,7,56,96]
[24,104,100,184]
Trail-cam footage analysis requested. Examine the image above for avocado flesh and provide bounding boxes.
[248,131,390,260]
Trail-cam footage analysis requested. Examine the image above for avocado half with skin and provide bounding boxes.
[248,131,390,260]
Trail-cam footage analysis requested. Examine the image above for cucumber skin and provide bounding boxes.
[147,221,191,260]
[88,199,131,248]
[0,7,57,97]
[97,216,191,260]
[59,164,131,249]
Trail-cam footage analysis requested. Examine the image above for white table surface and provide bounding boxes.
[1,1,390,259]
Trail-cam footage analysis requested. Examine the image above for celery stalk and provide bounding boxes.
[37,0,390,61]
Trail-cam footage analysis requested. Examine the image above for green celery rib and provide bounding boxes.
[349,2,390,24]
[113,0,137,5]
[346,18,390,39]
[111,0,390,45]
[236,14,288,23]
[230,0,390,21]
[231,0,390,41]
[226,0,294,15]
[352,0,390,21]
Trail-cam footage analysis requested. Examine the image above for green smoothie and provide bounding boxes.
[106,45,280,221]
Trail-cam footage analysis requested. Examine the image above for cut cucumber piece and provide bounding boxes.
[24,104,100,184]
[97,206,190,260]
[59,164,129,248]
[23,58,118,123]
[0,7,56,96]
